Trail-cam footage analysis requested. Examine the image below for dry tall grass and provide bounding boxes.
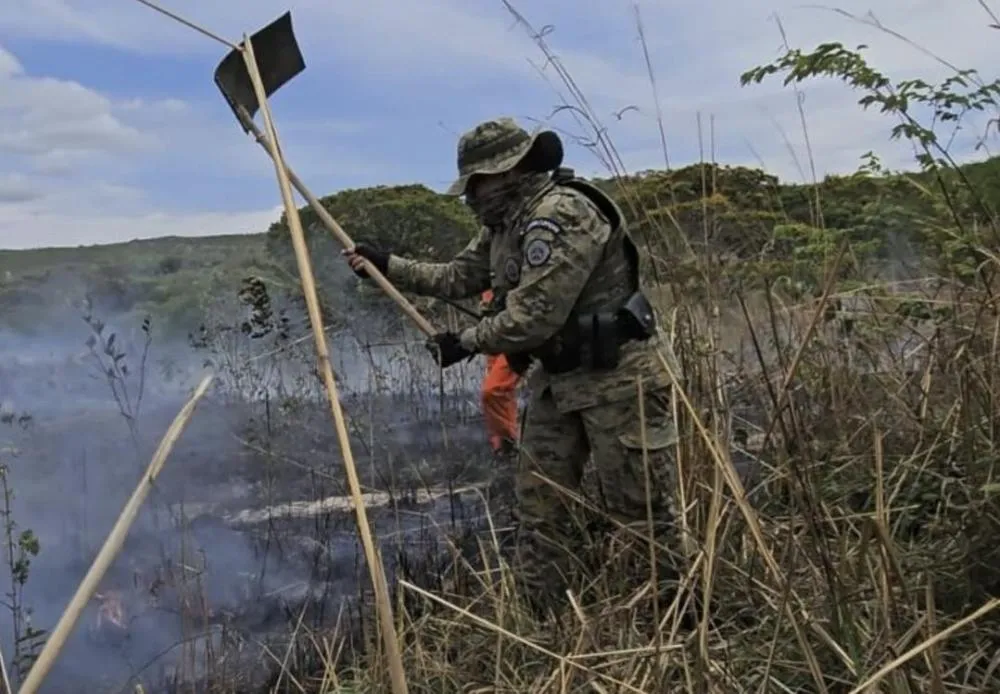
[254,6,1000,694]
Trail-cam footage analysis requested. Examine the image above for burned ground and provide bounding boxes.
[0,309,506,693]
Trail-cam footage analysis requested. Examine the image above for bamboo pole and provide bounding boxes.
[239,35,409,694]
[17,374,214,694]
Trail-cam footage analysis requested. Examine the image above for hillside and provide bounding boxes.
[0,234,274,337]
[2,155,999,340]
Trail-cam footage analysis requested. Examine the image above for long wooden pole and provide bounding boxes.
[239,35,409,694]
[17,374,214,694]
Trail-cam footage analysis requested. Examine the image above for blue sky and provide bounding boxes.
[0,0,996,250]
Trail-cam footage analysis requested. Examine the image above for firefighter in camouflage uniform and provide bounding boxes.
[343,117,681,616]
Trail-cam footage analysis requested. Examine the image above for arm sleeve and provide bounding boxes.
[385,227,492,300]
[471,190,610,355]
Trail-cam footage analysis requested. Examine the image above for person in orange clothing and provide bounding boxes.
[479,288,522,457]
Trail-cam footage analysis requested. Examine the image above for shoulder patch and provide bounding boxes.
[503,256,521,283]
[524,238,552,267]
[524,217,563,236]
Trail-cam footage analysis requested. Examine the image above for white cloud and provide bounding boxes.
[117,97,190,114]
[0,38,285,249]
[0,44,22,75]
[0,55,152,167]
[263,0,999,181]
[1,0,999,250]
[0,202,282,249]
[520,0,1000,181]
[0,174,44,204]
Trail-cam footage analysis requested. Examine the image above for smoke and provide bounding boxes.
[0,269,493,692]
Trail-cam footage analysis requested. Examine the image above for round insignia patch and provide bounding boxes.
[524,238,552,267]
[504,257,520,283]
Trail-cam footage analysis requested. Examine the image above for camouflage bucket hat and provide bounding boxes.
[445,117,564,197]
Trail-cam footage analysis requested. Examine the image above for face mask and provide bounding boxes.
[466,172,549,227]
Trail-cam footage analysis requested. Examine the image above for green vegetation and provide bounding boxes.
[0,234,274,335]
[6,152,1000,339]
[264,183,479,261]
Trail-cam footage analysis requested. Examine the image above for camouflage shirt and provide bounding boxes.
[386,176,679,411]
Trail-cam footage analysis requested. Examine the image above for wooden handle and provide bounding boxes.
[238,38,409,694]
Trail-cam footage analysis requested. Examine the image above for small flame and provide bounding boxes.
[94,590,127,630]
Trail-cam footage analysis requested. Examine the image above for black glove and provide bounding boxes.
[348,242,389,279]
[425,331,475,368]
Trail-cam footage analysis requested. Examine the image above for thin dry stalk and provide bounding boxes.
[131,0,235,48]
[636,377,661,660]
[269,598,310,693]
[924,582,944,694]
[17,374,214,694]
[0,641,11,694]
[239,35,409,694]
[771,14,824,228]
[846,597,1000,694]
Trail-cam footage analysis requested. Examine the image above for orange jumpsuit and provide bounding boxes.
[480,289,521,452]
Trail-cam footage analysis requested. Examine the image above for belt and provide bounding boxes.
[539,332,642,375]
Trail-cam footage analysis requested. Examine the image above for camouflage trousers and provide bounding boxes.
[512,383,680,616]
